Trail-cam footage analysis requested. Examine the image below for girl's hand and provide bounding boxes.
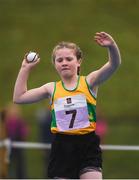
[94,32,115,47]
[21,52,40,69]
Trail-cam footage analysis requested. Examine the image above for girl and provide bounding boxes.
[13,32,121,179]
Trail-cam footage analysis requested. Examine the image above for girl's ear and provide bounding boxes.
[77,66,80,75]
[78,58,82,65]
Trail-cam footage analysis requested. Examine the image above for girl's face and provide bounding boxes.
[54,48,81,78]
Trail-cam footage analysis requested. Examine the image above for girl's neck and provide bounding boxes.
[61,75,79,90]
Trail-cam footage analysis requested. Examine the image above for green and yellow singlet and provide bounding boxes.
[50,76,97,135]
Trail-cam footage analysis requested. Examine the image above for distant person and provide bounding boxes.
[36,107,54,178]
[36,107,54,144]
[13,32,121,179]
[5,103,29,179]
[96,108,108,144]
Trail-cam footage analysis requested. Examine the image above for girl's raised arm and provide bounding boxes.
[13,55,54,104]
[87,32,121,88]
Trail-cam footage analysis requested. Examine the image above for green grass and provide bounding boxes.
[103,151,139,179]
[0,0,139,178]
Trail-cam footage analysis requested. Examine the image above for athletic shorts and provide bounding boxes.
[48,131,102,179]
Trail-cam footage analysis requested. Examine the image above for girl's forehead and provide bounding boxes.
[55,48,75,57]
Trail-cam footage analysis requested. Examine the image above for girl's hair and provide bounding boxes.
[52,41,83,63]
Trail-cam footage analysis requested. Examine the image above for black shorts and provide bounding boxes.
[48,131,102,179]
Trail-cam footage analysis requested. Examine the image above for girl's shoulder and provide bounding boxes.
[43,82,55,96]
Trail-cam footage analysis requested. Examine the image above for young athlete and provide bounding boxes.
[13,32,121,179]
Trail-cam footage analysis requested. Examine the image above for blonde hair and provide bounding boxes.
[52,41,83,63]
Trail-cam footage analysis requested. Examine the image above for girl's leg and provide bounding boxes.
[80,170,102,179]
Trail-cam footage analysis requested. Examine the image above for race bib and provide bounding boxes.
[54,94,90,131]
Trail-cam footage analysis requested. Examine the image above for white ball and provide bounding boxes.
[26,52,38,62]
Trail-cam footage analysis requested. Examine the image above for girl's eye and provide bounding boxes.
[56,58,63,62]
[66,57,73,61]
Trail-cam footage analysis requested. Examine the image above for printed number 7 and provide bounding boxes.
[65,110,77,128]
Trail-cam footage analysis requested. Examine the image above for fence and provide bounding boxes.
[1,138,139,162]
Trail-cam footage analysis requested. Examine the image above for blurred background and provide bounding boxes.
[0,0,139,178]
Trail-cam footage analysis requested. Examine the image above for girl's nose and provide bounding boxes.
[62,59,68,66]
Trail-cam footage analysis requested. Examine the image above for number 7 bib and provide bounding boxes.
[54,94,90,131]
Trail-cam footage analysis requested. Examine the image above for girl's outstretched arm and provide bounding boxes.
[87,32,121,88]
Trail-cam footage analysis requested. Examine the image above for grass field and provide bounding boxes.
[0,0,139,178]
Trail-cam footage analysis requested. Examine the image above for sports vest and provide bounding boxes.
[50,76,97,135]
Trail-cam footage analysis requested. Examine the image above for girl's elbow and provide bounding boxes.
[116,61,121,68]
[117,60,121,68]
[115,58,121,68]
[13,99,20,104]
[13,97,22,104]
